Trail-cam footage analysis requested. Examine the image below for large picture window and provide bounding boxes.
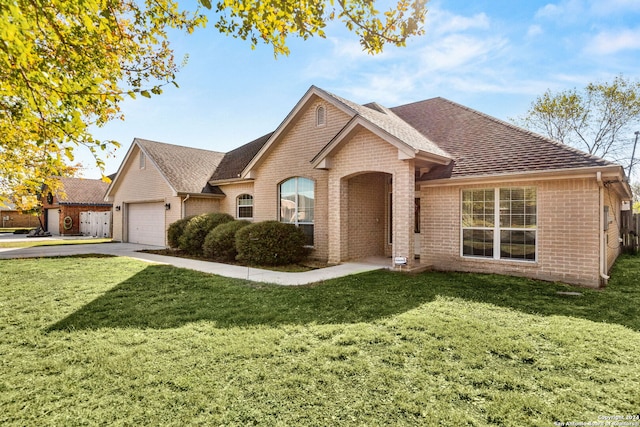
[462,187,537,261]
[279,177,314,246]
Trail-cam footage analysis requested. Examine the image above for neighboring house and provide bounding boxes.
[41,177,112,236]
[105,86,633,287]
[0,202,39,228]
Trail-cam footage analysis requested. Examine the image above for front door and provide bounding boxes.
[47,208,60,235]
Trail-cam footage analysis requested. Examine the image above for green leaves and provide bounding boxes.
[213,0,427,56]
[1,0,207,202]
[517,75,640,179]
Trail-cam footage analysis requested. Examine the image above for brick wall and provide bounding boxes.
[184,197,220,218]
[110,146,176,242]
[327,128,415,265]
[1,211,39,228]
[250,99,351,261]
[217,182,255,219]
[421,178,606,287]
[347,173,387,259]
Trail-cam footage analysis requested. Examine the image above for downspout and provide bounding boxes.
[181,194,190,219]
[597,172,609,285]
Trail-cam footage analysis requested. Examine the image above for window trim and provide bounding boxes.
[236,193,253,219]
[279,177,315,246]
[315,105,326,127]
[460,187,538,262]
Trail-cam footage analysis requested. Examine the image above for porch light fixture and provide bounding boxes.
[115,205,121,211]
[165,203,171,210]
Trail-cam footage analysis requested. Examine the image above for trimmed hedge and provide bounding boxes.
[178,213,234,255]
[203,220,251,262]
[167,216,193,249]
[236,221,308,266]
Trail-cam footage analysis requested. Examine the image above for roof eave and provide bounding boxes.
[419,164,632,199]
[176,192,225,199]
[312,115,452,169]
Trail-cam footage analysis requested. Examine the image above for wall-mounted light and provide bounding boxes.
[115,205,121,211]
[165,203,171,210]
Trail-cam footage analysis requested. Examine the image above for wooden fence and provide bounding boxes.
[79,211,112,238]
[622,212,640,254]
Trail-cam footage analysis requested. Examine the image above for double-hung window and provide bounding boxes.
[279,177,314,246]
[237,194,253,219]
[462,187,537,261]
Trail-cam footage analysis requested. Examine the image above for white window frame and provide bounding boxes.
[237,194,253,219]
[461,187,537,262]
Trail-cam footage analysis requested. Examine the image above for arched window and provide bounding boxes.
[237,194,253,219]
[316,105,326,127]
[279,177,314,246]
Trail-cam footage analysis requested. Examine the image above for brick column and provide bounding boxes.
[392,163,415,268]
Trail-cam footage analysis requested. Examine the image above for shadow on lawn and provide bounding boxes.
[47,255,640,332]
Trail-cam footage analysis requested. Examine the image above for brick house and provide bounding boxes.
[0,202,39,228]
[105,86,632,287]
[41,177,112,236]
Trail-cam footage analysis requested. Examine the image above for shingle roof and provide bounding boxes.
[56,177,111,205]
[319,88,451,159]
[209,132,273,181]
[391,97,612,179]
[136,138,226,194]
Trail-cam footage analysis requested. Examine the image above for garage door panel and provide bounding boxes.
[128,203,165,246]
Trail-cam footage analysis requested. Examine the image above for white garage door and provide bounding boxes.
[127,203,165,246]
[47,209,60,235]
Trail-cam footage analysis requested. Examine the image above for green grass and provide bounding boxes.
[1,255,639,426]
[0,238,112,248]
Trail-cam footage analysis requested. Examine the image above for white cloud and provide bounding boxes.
[535,0,585,20]
[587,28,640,54]
[417,34,508,72]
[527,25,543,38]
[589,0,640,15]
[426,10,491,35]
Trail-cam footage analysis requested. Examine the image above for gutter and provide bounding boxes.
[597,172,609,286]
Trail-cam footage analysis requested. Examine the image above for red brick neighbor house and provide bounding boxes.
[41,177,112,237]
[1,202,39,228]
[105,86,633,287]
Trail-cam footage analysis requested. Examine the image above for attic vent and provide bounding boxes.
[316,105,326,127]
[139,151,146,169]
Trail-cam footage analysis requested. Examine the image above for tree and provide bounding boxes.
[0,0,427,207]
[516,75,640,181]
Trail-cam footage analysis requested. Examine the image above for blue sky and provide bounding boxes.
[82,0,640,179]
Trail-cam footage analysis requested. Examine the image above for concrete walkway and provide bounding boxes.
[0,236,389,285]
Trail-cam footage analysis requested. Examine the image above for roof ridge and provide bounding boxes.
[135,137,226,156]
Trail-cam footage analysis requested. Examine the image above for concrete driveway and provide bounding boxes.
[0,234,388,285]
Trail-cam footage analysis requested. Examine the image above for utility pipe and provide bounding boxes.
[597,172,609,285]
[181,194,190,219]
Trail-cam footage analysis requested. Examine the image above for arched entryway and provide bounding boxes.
[344,172,392,260]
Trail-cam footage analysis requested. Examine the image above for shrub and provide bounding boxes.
[235,221,309,266]
[178,213,234,255]
[167,216,194,249]
[203,220,251,261]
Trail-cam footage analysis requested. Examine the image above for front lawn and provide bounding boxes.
[1,255,639,426]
